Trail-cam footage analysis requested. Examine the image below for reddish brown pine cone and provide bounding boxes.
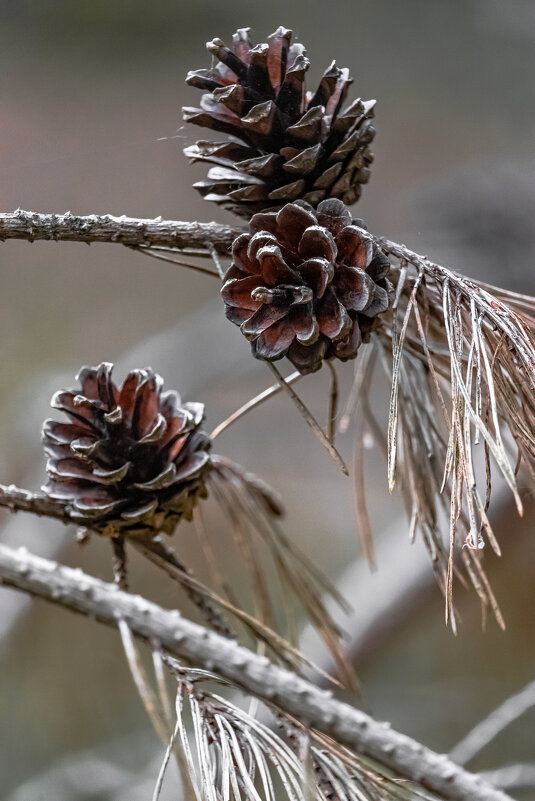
[221,199,391,374]
[42,364,212,534]
[183,26,376,217]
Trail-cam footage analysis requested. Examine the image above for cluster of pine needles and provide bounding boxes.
[148,663,442,801]
[344,239,535,629]
[183,230,535,631]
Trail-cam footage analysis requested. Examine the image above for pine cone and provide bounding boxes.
[42,363,211,534]
[221,199,390,374]
[183,26,376,217]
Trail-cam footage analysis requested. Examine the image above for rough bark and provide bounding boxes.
[0,209,242,254]
[0,208,457,272]
[0,542,511,801]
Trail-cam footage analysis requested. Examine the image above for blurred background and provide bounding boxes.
[1,1,534,798]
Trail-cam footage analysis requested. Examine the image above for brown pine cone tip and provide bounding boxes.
[183,26,376,216]
[41,363,212,534]
[221,199,391,375]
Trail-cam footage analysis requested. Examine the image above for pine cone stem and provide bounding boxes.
[267,362,348,475]
[111,535,128,591]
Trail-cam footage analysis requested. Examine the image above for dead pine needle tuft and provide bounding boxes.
[346,241,535,626]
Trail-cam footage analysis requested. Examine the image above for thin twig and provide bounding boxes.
[0,209,241,253]
[130,245,221,278]
[267,363,348,476]
[110,536,172,746]
[481,763,535,792]
[207,243,227,279]
[0,542,512,801]
[326,362,339,445]
[450,679,535,766]
[111,536,129,591]
[210,371,303,440]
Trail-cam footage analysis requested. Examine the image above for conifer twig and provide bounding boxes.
[267,362,348,475]
[0,209,241,253]
[450,679,535,766]
[0,542,512,801]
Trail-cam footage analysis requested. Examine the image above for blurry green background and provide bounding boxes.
[1,1,534,798]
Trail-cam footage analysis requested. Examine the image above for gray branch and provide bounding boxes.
[1,209,521,333]
[0,209,242,254]
[0,483,72,524]
[0,482,152,537]
[450,678,535,765]
[481,763,535,792]
[0,209,455,272]
[0,542,511,801]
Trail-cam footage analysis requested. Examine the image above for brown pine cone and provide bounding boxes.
[183,26,375,217]
[221,199,390,374]
[42,363,211,534]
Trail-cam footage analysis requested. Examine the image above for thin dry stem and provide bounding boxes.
[450,678,535,766]
[327,362,339,445]
[267,362,348,476]
[209,371,302,440]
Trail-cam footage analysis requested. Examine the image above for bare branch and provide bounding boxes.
[481,763,535,792]
[0,542,511,801]
[0,482,73,524]
[0,209,242,254]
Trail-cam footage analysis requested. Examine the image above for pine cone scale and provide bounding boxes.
[253,319,296,359]
[241,304,288,338]
[221,276,263,310]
